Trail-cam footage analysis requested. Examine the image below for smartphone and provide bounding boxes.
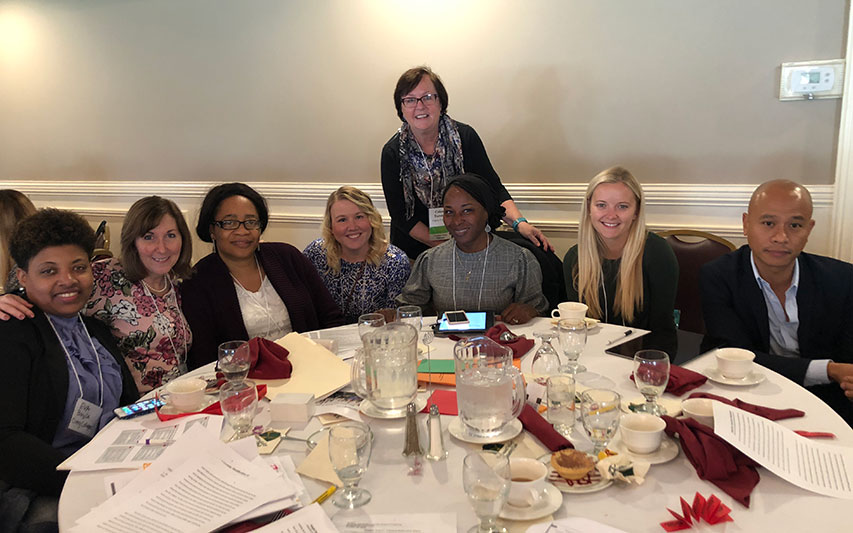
[114,397,164,419]
[444,310,469,325]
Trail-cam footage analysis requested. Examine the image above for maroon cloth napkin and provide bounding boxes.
[486,324,534,358]
[247,337,292,379]
[631,364,707,396]
[519,403,574,451]
[663,415,759,507]
[687,392,805,421]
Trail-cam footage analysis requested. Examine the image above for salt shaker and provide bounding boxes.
[425,404,448,461]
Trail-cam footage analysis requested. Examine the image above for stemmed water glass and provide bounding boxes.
[531,332,561,385]
[220,380,258,440]
[547,374,576,438]
[218,340,250,383]
[396,305,423,330]
[633,349,670,416]
[357,313,385,339]
[328,421,373,509]
[580,389,621,458]
[463,451,511,533]
[557,318,587,373]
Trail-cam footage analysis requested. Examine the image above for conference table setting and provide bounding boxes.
[57,310,853,533]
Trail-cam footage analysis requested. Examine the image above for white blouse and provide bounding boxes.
[234,276,293,341]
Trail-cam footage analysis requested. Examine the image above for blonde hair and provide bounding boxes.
[321,187,387,273]
[0,190,37,285]
[573,166,647,323]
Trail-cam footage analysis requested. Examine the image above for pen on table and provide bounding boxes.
[605,329,633,346]
[136,439,175,446]
[313,485,337,504]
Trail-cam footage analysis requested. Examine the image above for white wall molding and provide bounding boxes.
[829,1,853,263]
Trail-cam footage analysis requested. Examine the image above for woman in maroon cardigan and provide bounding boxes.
[181,183,344,369]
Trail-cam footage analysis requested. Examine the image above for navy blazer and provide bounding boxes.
[0,310,139,496]
[700,245,853,422]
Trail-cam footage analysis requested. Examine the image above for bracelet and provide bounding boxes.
[512,217,528,232]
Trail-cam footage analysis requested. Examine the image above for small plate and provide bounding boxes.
[538,453,613,494]
[703,368,766,386]
[448,418,523,444]
[621,396,683,417]
[157,393,218,416]
[550,317,601,330]
[359,396,427,419]
[610,435,680,465]
[500,484,563,521]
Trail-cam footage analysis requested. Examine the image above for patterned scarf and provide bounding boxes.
[398,114,464,220]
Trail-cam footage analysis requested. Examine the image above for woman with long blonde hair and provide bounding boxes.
[563,166,677,351]
[303,186,410,323]
[0,190,37,294]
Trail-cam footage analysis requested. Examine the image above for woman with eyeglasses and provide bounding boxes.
[381,66,551,260]
[181,183,344,370]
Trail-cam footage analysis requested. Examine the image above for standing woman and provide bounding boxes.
[563,166,678,352]
[303,186,410,323]
[0,189,37,294]
[380,66,551,260]
[182,183,344,369]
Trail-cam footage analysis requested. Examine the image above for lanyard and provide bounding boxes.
[141,277,188,366]
[47,313,105,407]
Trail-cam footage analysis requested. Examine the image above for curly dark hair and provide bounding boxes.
[195,183,269,242]
[10,209,96,271]
[393,66,449,122]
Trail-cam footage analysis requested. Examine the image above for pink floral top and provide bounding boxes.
[85,258,192,394]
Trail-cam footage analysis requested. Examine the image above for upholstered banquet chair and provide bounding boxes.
[658,229,736,334]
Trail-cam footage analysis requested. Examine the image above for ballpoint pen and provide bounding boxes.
[605,329,633,346]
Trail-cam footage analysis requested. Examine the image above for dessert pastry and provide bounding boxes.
[550,449,594,480]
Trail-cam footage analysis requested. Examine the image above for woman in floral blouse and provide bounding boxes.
[0,196,194,393]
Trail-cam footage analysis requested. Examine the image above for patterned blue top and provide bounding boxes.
[303,239,411,324]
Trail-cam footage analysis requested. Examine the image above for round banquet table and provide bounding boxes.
[58,318,852,532]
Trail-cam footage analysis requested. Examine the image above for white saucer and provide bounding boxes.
[703,368,766,386]
[610,435,679,465]
[538,453,613,493]
[500,484,563,521]
[550,317,600,330]
[358,396,426,419]
[157,394,218,416]
[621,396,683,417]
[447,418,523,444]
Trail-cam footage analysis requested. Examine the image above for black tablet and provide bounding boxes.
[605,329,720,366]
[434,311,495,335]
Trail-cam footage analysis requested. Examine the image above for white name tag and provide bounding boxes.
[68,398,102,438]
[428,207,450,241]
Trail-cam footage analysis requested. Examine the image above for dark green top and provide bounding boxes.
[563,232,678,354]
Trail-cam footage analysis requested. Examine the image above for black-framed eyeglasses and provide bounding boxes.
[213,219,261,230]
[401,93,439,108]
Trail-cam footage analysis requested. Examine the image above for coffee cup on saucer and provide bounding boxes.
[551,302,588,321]
[507,457,548,507]
[620,413,666,454]
[163,378,207,412]
[682,398,715,428]
[714,348,755,379]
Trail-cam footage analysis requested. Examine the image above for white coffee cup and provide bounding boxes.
[551,302,588,320]
[164,378,207,412]
[507,457,548,507]
[715,348,755,379]
[682,398,715,428]
[619,413,666,454]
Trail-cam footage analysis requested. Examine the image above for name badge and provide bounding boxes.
[68,398,102,438]
[428,207,450,241]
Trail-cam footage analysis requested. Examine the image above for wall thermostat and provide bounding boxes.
[780,59,844,101]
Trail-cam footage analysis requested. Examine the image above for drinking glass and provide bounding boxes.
[357,313,385,339]
[328,421,373,509]
[396,305,423,331]
[580,389,621,458]
[546,374,576,438]
[557,318,587,373]
[463,451,511,533]
[531,332,561,385]
[220,380,258,439]
[633,349,670,416]
[218,340,250,383]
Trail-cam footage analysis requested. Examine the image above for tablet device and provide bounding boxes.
[434,311,494,335]
[605,329,720,366]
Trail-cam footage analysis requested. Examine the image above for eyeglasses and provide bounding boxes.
[400,93,439,108]
[213,219,261,230]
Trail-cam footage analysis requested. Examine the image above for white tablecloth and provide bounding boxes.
[58,319,852,532]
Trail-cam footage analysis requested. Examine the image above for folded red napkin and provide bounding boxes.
[660,492,734,531]
[631,364,707,396]
[420,389,459,415]
[486,324,534,358]
[687,392,804,421]
[156,384,268,421]
[247,337,292,379]
[663,415,759,507]
[519,403,574,451]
